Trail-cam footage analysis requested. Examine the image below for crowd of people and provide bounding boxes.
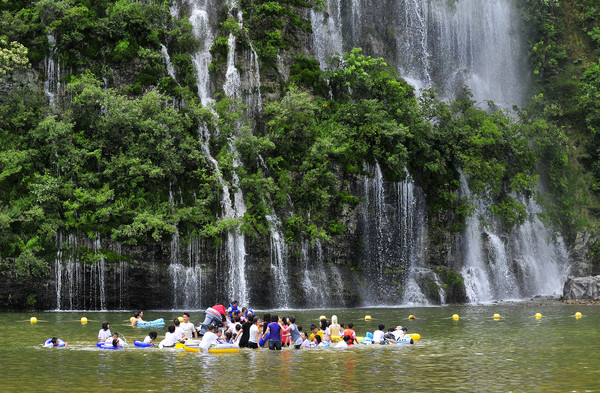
[84,300,414,351]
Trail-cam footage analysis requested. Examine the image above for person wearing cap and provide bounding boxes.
[392,326,404,341]
[199,324,219,351]
[397,327,410,341]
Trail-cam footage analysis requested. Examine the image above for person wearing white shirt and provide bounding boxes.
[173,319,186,343]
[199,325,219,351]
[160,325,179,348]
[335,335,351,348]
[181,313,198,339]
[105,332,125,346]
[372,324,385,344]
[248,317,261,349]
[98,321,111,342]
[392,326,403,341]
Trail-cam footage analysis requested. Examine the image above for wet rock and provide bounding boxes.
[563,276,600,300]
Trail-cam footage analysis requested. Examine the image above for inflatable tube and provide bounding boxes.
[97,342,123,350]
[258,331,270,347]
[136,318,165,328]
[134,340,154,348]
[409,333,421,341]
[183,344,200,353]
[209,343,239,354]
[331,335,341,343]
[42,338,66,348]
[396,337,414,344]
[183,342,239,353]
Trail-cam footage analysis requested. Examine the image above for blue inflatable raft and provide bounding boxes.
[136,318,165,328]
[134,340,154,348]
[97,342,123,350]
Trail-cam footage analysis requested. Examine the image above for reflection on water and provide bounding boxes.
[4,304,599,392]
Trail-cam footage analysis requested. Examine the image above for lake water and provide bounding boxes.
[3,303,599,392]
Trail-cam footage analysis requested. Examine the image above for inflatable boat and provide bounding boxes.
[97,341,123,350]
[136,318,165,328]
[134,340,154,347]
[42,338,66,348]
[183,342,239,354]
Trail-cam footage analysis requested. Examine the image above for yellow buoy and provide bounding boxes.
[408,315,416,320]
[409,333,421,341]
[30,317,37,324]
[575,312,582,319]
[364,315,372,321]
[319,315,326,321]
[81,317,88,324]
[178,316,184,322]
[535,313,542,319]
[130,316,135,323]
[452,314,459,320]
[493,313,500,319]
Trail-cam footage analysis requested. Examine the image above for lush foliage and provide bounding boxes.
[0,0,593,282]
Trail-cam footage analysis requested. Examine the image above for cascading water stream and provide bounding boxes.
[188,0,216,106]
[44,32,60,108]
[266,214,290,308]
[160,44,177,80]
[396,0,528,106]
[300,239,344,308]
[361,163,430,305]
[93,235,107,311]
[310,0,343,68]
[311,0,528,106]
[459,174,569,302]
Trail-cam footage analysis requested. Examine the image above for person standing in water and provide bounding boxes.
[262,315,282,350]
[329,315,341,341]
[98,321,111,342]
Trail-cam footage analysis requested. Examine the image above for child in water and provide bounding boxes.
[106,332,125,346]
[143,331,157,345]
[301,331,311,348]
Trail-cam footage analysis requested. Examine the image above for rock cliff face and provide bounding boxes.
[563,276,600,300]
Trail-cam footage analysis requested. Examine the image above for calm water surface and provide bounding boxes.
[2,304,599,392]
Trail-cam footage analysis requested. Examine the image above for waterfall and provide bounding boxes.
[160,44,177,80]
[310,0,528,105]
[44,32,60,108]
[54,232,63,310]
[169,236,205,309]
[223,159,249,306]
[93,235,107,310]
[360,163,429,305]
[224,2,262,113]
[300,239,344,308]
[245,42,262,114]
[459,175,569,302]
[223,31,241,100]
[114,243,127,310]
[310,0,343,68]
[188,0,216,106]
[395,0,529,105]
[266,214,290,308]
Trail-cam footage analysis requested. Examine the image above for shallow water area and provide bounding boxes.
[4,304,600,392]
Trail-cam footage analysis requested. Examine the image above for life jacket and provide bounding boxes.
[343,329,355,345]
[228,303,240,317]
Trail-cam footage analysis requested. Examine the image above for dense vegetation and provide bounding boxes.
[0,0,598,282]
